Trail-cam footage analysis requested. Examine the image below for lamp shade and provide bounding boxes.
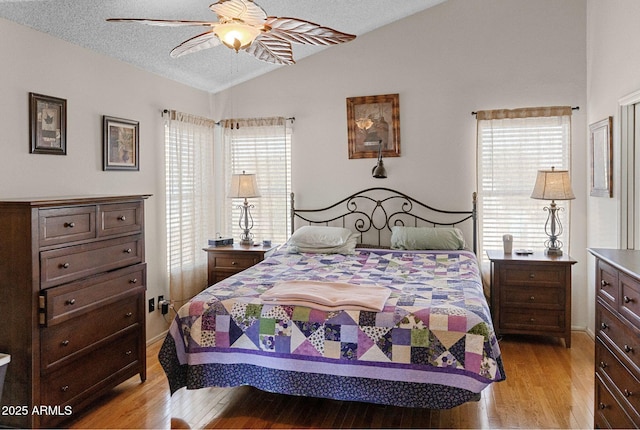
[530,167,575,201]
[228,172,261,198]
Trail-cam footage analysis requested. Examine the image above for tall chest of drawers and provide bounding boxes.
[0,195,149,428]
[589,248,640,428]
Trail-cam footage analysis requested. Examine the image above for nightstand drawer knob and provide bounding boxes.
[66,298,76,305]
[61,385,69,392]
[624,344,634,353]
[124,248,133,254]
[65,222,75,228]
[60,262,70,269]
[529,273,535,278]
[118,215,127,221]
[624,296,634,304]
[61,340,69,346]
[530,318,536,322]
[231,261,238,265]
[529,296,535,301]
[130,278,138,284]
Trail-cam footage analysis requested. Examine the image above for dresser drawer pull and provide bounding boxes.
[624,296,635,304]
[601,280,610,287]
[118,215,127,221]
[61,340,69,346]
[231,261,238,266]
[64,222,75,228]
[125,312,133,318]
[598,402,607,410]
[130,278,138,284]
[530,318,536,322]
[124,248,132,254]
[60,262,70,269]
[624,389,633,398]
[66,298,76,305]
[125,350,132,356]
[61,385,69,392]
[601,322,609,330]
[529,273,535,279]
[624,344,634,353]
[529,296,535,301]
[600,361,607,369]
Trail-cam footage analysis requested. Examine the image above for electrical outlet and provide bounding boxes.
[158,295,164,308]
[148,298,155,313]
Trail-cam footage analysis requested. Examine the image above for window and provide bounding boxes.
[477,107,573,262]
[165,111,216,303]
[219,117,292,245]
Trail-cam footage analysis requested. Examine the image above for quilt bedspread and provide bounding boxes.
[159,248,505,409]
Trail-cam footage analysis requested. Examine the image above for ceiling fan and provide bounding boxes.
[107,0,356,65]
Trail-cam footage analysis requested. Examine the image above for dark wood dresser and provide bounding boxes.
[589,248,640,428]
[487,250,576,348]
[0,195,149,428]
[204,243,277,286]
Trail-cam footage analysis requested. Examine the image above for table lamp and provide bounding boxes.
[228,171,260,245]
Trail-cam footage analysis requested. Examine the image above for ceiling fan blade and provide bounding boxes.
[210,0,267,26]
[170,30,222,58]
[245,36,294,65]
[265,17,356,46]
[107,18,216,28]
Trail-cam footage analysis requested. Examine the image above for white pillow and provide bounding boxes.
[289,226,354,248]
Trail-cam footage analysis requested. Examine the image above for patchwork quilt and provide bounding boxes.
[159,248,505,409]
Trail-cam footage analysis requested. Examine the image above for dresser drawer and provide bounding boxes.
[501,308,564,331]
[41,295,142,371]
[40,263,145,326]
[211,253,260,270]
[598,259,620,310]
[598,302,640,374]
[620,272,640,328]
[500,263,565,288]
[40,331,141,411]
[98,201,143,237]
[39,206,96,247]
[595,373,638,429]
[501,285,564,309]
[597,338,640,418]
[40,234,143,289]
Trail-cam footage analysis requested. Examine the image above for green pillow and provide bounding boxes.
[390,226,466,250]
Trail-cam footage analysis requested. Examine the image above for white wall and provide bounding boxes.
[0,17,211,341]
[212,0,590,330]
[585,0,640,334]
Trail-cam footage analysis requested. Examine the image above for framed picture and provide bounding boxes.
[103,116,139,171]
[589,116,613,197]
[29,92,67,155]
[347,93,400,159]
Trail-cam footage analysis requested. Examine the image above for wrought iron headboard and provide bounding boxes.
[290,187,477,254]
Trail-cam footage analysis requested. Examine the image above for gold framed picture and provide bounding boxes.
[347,93,400,159]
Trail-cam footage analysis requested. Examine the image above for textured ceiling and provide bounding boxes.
[0,0,445,93]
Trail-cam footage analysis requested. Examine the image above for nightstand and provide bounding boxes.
[203,243,277,286]
[487,250,576,347]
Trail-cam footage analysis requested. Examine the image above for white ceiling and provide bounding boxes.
[0,0,445,93]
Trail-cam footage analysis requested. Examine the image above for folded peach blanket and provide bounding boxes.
[259,280,391,312]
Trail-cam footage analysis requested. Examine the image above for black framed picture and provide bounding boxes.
[29,92,67,155]
[103,115,139,171]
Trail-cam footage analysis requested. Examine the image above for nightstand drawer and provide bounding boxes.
[501,285,564,308]
[501,308,564,330]
[212,254,259,270]
[500,264,565,287]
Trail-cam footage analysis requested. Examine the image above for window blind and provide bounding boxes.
[477,110,572,261]
[221,117,291,245]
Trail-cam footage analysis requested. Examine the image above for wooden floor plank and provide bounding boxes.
[67,332,595,429]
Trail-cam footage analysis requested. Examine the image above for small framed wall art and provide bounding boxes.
[589,116,613,197]
[103,115,139,171]
[29,92,67,155]
[347,93,401,159]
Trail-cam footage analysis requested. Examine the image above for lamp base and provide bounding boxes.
[545,247,563,256]
[239,238,253,246]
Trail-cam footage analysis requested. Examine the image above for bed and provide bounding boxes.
[159,188,505,410]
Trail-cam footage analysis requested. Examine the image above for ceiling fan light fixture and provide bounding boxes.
[214,22,261,51]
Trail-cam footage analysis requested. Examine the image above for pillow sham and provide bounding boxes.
[390,226,466,250]
[289,225,354,248]
[287,226,359,254]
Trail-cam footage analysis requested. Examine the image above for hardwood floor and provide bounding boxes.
[67,332,594,429]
